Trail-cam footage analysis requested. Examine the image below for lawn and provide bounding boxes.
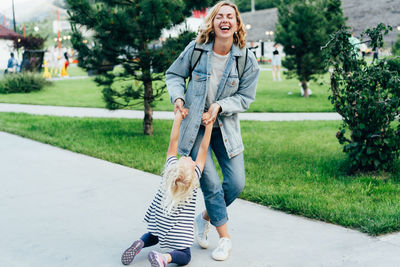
[0,67,334,112]
[0,112,399,236]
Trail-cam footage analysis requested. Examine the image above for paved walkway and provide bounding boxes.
[0,103,342,121]
[1,131,400,267]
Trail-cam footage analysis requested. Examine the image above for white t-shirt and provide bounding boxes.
[205,51,230,110]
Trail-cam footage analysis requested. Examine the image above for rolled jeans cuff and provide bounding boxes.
[211,215,228,227]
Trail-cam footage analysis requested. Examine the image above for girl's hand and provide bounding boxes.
[174,98,187,118]
[203,103,221,125]
[176,108,189,120]
[202,112,211,122]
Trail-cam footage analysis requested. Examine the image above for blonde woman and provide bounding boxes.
[121,111,213,267]
[166,1,260,261]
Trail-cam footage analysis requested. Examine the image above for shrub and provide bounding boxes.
[324,24,400,172]
[387,57,400,74]
[0,72,50,94]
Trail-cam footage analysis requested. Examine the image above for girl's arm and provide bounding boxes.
[195,113,213,172]
[166,110,188,159]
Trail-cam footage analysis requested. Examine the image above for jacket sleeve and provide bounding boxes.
[165,40,197,104]
[216,51,260,116]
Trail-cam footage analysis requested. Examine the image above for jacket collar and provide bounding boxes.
[200,39,242,57]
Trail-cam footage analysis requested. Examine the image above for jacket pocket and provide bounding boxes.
[190,71,207,96]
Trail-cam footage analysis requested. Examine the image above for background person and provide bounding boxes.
[271,43,281,81]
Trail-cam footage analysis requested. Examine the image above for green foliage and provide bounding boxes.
[324,24,400,172]
[387,57,400,74]
[275,0,345,96]
[0,72,50,94]
[13,34,47,50]
[392,34,400,56]
[66,0,215,134]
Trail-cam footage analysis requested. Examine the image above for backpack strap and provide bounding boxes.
[236,47,248,80]
[191,43,248,80]
[190,43,205,79]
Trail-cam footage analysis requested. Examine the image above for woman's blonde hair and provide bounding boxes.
[196,1,246,48]
[162,158,200,214]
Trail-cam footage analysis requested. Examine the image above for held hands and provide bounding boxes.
[174,98,188,119]
[202,103,221,125]
[175,107,189,121]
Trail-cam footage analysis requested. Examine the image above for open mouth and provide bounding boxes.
[220,25,231,32]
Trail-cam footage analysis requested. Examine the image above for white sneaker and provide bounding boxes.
[194,213,211,249]
[212,237,232,261]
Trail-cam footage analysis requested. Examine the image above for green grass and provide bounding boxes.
[0,70,334,112]
[0,112,399,236]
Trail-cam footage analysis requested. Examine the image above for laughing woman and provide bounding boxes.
[165,1,259,261]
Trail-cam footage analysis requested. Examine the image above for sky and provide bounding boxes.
[0,0,55,22]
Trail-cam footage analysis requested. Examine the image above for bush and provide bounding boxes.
[387,57,400,74]
[325,24,400,172]
[0,72,50,94]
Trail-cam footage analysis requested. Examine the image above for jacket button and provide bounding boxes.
[195,75,199,80]
[224,139,227,142]
[229,153,233,157]
[219,123,223,127]
[231,81,235,85]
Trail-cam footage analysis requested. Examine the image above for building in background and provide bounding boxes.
[0,25,21,70]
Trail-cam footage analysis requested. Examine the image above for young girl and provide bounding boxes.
[121,111,213,266]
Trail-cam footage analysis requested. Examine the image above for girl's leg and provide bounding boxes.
[121,232,159,265]
[169,248,191,265]
[140,232,159,248]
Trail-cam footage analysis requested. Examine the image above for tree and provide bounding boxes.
[392,33,400,56]
[324,24,400,172]
[66,0,215,135]
[275,0,345,97]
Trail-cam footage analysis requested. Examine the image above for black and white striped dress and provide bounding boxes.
[144,156,201,250]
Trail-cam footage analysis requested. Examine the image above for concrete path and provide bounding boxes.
[1,131,400,267]
[48,76,90,81]
[0,103,342,121]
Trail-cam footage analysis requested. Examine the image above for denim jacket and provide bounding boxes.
[166,40,260,158]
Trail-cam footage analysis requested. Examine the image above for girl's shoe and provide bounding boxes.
[212,237,232,261]
[148,250,167,267]
[121,239,144,265]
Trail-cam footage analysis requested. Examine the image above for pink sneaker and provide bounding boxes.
[121,240,144,265]
[148,250,167,267]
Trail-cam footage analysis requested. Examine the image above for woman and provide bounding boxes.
[165,1,259,261]
[271,43,281,81]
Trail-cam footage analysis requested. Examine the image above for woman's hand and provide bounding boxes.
[203,103,221,125]
[174,98,188,119]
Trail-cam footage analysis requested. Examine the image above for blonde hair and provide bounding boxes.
[196,1,246,48]
[162,158,200,214]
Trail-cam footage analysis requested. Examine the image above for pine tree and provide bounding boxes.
[275,0,345,97]
[66,0,215,135]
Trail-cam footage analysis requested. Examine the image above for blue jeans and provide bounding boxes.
[190,126,245,227]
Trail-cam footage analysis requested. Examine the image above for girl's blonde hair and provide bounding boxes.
[196,1,246,48]
[162,158,200,214]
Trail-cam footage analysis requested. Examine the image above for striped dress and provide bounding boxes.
[144,156,201,250]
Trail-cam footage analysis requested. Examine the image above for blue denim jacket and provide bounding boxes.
[166,40,260,158]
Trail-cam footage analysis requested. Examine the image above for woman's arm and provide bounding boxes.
[165,40,196,105]
[166,110,188,159]
[195,113,213,172]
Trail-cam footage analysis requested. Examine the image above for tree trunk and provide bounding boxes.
[301,80,309,98]
[143,80,153,135]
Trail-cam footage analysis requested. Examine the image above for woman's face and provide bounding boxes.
[213,5,238,41]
